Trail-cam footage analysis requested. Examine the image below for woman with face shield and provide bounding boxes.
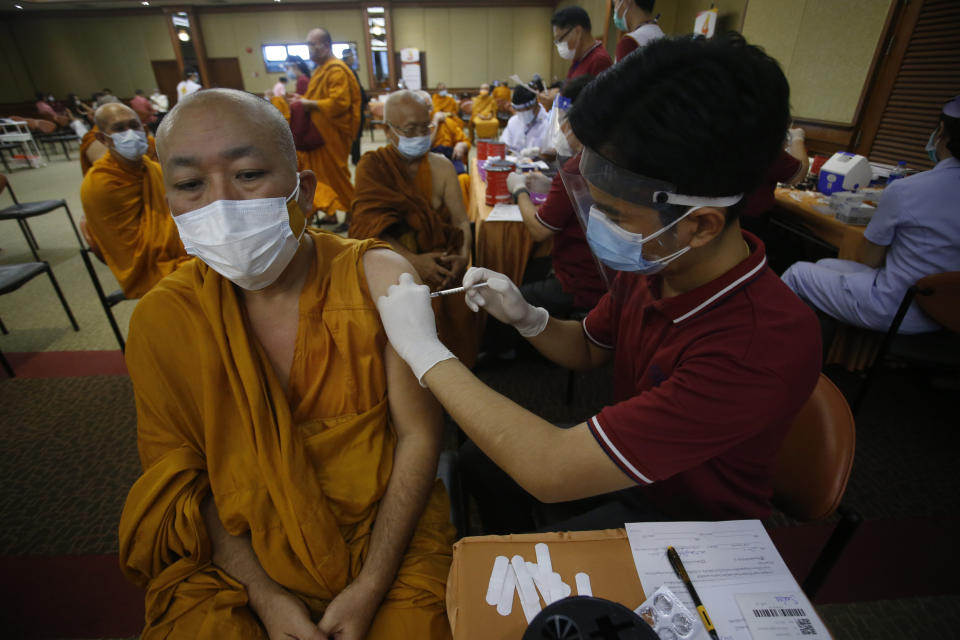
[376,34,823,534]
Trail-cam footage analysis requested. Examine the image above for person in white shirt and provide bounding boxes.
[272,76,288,98]
[149,89,169,115]
[500,85,550,158]
[175,70,202,103]
[614,0,665,62]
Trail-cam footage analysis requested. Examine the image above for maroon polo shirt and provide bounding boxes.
[582,232,821,520]
[567,41,613,79]
[615,35,640,62]
[535,155,609,310]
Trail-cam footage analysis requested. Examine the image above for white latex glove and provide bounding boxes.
[462,267,549,337]
[506,171,527,198]
[526,172,553,194]
[520,146,540,159]
[788,127,805,143]
[376,273,457,385]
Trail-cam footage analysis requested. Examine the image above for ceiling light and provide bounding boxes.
[15,3,23,8]
[178,30,190,42]
[141,1,149,5]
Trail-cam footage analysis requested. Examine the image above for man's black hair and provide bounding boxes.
[512,85,537,106]
[560,74,593,103]
[941,114,960,159]
[35,91,45,101]
[286,56,311,76]
[551,6,591,32]
[632,0,656,12]
[135,89,144,95]
[568,32,790,223]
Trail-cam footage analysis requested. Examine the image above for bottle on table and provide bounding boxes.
[887,160,907,185]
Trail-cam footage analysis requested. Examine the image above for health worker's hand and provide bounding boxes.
[462,267,548,337]
[526,172,553,194]
[376,273,457,385]
[506,172,527,198]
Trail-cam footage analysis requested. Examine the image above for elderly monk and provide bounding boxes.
[290,27,361,225]
[80,124,157,176]
[118,88,454,640]
[492,81,511,106]
[470,83,499,140]
[80,104,187,298]
[431,82,463,130]
[350,90,478,366]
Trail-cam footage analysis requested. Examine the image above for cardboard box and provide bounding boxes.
[446,529,647,639]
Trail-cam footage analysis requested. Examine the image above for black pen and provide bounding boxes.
[667,546,720,640]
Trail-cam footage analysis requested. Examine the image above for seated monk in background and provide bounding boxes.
[80,123,157,176]
[118,88,454,639]
[80,103,187,298]
[471,83,499,140]
[421,90,471,210]
[350,90,478,366]
[431,82,463,130]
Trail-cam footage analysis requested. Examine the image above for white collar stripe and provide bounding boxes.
[672,256,767,324]
[590,416,654,484]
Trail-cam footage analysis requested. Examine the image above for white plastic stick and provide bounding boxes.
[575,572,593,597]
[512,555,543,623]
[527,561,552,605]
[496,568,516,616]
[486,555,509,606]
[535,543,553,579]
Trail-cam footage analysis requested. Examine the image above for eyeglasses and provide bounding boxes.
[389,122,436,138]
[553,27,574,45]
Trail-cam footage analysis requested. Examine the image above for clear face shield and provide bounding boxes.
[559,146,742,299]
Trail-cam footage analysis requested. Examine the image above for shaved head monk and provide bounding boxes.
[79,103,187,298]
[471,83,499,140]
[349,90,478,366]
[118,89,454,639]
[431,82,463,131]
[290,27,362,225]
[79,95,158,176]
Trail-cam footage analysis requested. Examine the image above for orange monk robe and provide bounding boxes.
[118,231,454,639]
[432,118,471,209]
[349,146,479,367]
[80,153,189,298]
[492,85,511,111]
[80,126,157,176]
[297,57,361,216]
[269,95,291,122]
[471,93,499,139]
[431,93,463,130]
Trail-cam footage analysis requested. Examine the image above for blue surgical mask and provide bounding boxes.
[926,129,940,164]
[613,3,628,31]
[394,132,432,159]
[585,206,693,274]
[110,129,149,161]
[438,90,448,97]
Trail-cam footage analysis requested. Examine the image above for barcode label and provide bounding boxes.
[752,608,807,618]
[797,618,816,635]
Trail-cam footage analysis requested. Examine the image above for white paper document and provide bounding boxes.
[625,520,828,640]
[486,204,524,222]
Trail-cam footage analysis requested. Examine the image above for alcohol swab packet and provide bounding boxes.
[486,555,509,606]
[575,572,593,597]
[512,555,543,623]
[496,568,516,616]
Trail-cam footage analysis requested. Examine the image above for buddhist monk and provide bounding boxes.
[422,91,471,209]
[350,90,478,366]
[80,124,157,176]
[80,103,188,298]
[470,83,499,140]
[492,80,511,106]
[291,27,361,228]
[118,88,454,639]
[431,82,463,130]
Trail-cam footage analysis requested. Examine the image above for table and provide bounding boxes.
[446,529,645,640]
[468,157,551,286]
[772,188,882,371]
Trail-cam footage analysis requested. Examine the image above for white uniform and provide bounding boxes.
[176,79,202,102]
[500,105,549,154]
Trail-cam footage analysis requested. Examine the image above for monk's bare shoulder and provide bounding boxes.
[426,152,458,181]
[363,248,422,301]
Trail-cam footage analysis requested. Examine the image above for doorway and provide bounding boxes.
[151,60,180,107]
[207,58,245,91]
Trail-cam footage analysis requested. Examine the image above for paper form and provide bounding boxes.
[626,520,828,640]
[485,204,524,222]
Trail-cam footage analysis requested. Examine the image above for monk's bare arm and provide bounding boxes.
[85,139,107,168]
[431,154,472,262]
[359,249,445,593]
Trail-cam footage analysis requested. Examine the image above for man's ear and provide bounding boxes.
[94,130,112,148]
[297,170,318,215]
[682,207,727,249]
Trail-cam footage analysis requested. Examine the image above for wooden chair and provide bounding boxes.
[79,216,127,351]
[0,174,84,260]
[773,373,860,599]
[0,261,80,377]
[852,271,960,413]
[367,101,385,142]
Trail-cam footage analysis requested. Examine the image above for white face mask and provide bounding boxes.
[519,109,537,125]
[438,90,448,97]
[556,38,576,60]
[111,129,149,161]
[173,175,305,291]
